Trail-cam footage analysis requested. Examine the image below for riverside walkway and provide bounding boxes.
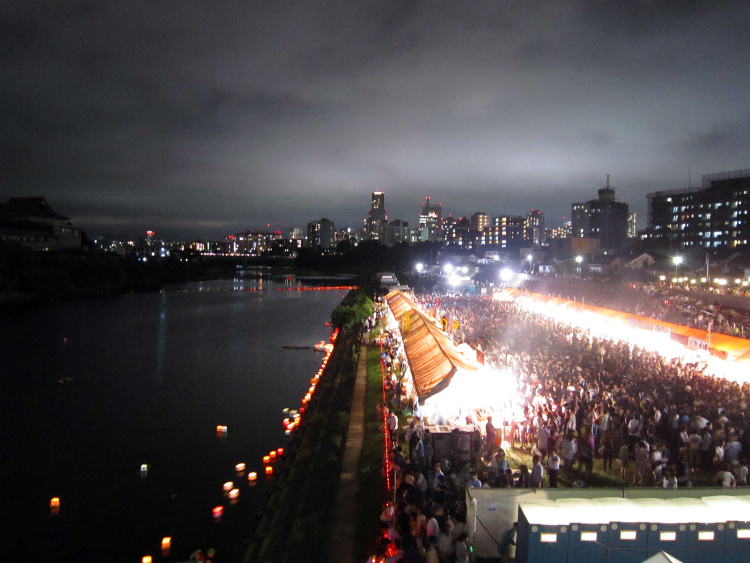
[330,344,368,563]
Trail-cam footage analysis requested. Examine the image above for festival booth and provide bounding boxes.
[386,290,483,465]
[385,290,525,465]
[511,493,750,563]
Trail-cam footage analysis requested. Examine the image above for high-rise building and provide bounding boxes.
[571,176,630,251]
[366,191,388,240]
[306,218,335,249]
[384,219,411,246]
[470,212,490,232]
[647,169,750,249]
[525,209,544,245]
[486,215,525,252]
[419,197,444,242]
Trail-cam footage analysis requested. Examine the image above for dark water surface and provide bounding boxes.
[0,276,346,562]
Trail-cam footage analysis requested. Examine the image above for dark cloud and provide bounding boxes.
[1,0,748,239]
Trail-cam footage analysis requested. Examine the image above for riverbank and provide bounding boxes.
[242,326,360,563]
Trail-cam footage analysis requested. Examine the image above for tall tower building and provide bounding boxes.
[418,197,444,242]
[571,175,629,251]
[366,191,388,240]
[525,209,544,245]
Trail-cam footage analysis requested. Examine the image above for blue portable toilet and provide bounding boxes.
[630,499,688,559]
[517,502,570,563]
[669,498,726,563]
[593,498,649,563]
[701,495,750,563]
[557,498,610,563]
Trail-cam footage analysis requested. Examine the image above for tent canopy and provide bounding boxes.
[386,290,477,400]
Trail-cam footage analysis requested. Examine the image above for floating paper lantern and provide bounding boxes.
[216,425,227,436]
[161,537,171,555]
[235,463,246,473]
[228,488,239,500]
[264,465,273,476]
[212,506,223,520]
[140,464,149,476]
[269,451,277,461]
[50,497,60,515]
[223,481,234,492]
[276,447,284,457]
[262,455,270,464]
[142,556,153,563]
[248,471,258,482]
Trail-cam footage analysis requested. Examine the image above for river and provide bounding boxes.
[0,273,348,563]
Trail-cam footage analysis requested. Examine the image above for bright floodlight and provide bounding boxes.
[674,255,683,266]
[416,262,424,273]
[443,263,453,274]
[499,268,514,282]
[575,255,583,264]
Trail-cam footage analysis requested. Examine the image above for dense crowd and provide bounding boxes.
[369,290,750,562]
[424,292,749,486]
[632,283,750,338]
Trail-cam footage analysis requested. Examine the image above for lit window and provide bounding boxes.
[581,532,597,542]
[540,533,557,543]
[698,531,715,541]
[738,530,750,539]
[660,532,677,541]
[620,531,637,540]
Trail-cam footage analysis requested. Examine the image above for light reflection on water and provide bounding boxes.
[0,276,346,563]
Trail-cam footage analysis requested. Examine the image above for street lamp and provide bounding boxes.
[527,254,533,274]
[673,255,682,275]
[575,255,583,278]
[415,262,424,275]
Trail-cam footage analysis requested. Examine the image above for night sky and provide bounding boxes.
[2,1,748,240]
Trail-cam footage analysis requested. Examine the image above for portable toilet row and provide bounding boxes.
[516,495,750,563]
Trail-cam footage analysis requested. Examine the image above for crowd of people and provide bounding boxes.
[369,288,750,561]
[632,283,750,338]
[422,291,749,488]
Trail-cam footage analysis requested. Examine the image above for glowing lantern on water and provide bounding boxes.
[223,481,234,492]
[248,472,258,482]
[161,537,171,555]
[264,465,273,476]
[216,425,227,436]
[140,464,149,476]
[269,451,277,461]
[50,497,60,515]
[212,506,223,520]
[262,455,270,464]
[228,488,239,500]
[235,463,246,473]
[142,556,153,563]
[276,447,284,457]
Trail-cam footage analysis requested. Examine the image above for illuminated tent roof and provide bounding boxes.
[513,290,750,365]
[385,289,419,323]
[386,290,477,400]
[519,495,750,526]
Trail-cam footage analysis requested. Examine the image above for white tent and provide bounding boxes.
[640,551,683,563]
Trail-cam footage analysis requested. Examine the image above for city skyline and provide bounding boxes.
[2,1,748,240]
